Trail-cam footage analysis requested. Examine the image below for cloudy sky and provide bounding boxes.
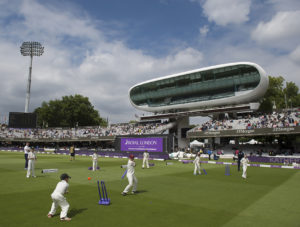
[0,0,300,124]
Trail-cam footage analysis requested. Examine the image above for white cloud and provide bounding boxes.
[199,25,209,36]
[267,0,300,11]
[202,43,300,88]
[252,11,300,50]
[0,0,204,123]
[1,0,300,125]
[289,45,300,64]
[201,0,251,26]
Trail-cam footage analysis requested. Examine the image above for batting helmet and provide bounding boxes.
[129,154,134,159]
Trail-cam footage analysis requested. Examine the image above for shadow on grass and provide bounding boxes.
[69,208,88,217]
[135,190,147,194]
[36,175,48,178]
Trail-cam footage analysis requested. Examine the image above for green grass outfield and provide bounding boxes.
[1,151,300,227]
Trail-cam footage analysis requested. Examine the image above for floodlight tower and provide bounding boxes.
[20,41,44,113]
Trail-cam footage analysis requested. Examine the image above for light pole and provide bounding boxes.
[20,41,44,113]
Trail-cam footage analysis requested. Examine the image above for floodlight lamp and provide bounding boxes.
[20,41,44,57]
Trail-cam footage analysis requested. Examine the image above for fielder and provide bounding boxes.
[26,147,36,178]
[142,150,149,169]
[193,153,201,175]
[47,173,72,221]
[241,155,250,179]
[69,144,75,161]
[122,154,138,195]
[92,152,98,171]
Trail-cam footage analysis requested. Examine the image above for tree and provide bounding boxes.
[259,76,300,112]
[259,76,285,113]
[34,94,107,127]
[284,81,300,108]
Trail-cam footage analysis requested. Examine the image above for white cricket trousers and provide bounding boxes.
[26,160,35,177]
[123,174,138,193]
[49,193,70,218]
[242,165,247,178]
[92,160,98,171]
[142,158,149,168]
[194,163,201,175]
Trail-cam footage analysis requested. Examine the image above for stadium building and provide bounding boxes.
[129,62,269,148]
[3,62,300,157]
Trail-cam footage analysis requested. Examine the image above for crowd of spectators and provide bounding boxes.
[0,122,167,139]
[190,110,300,132]
[2,110,300,139]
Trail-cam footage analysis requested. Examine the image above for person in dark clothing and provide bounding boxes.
[24,142,30,169]
[237,150,244,171]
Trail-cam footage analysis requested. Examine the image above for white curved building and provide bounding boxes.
[129,62,268,113]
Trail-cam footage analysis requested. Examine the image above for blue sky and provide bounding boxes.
[0,0,300,123]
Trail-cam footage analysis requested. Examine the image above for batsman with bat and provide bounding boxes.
[122,154,138,196]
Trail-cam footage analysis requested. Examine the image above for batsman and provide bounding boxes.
[122,154,138,195]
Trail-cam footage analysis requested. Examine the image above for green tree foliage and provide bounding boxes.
[34,94,107,127]
[259,76,300,112]
[284,81,300,108]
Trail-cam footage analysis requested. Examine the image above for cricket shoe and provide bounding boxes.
[131,191,137,194]
[121,192,127,196]
[47,214,53,218]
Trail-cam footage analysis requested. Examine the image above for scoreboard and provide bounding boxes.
[8,112,37,128]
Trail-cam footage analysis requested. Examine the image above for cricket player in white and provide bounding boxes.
[92,152,98,171]
[122,154,138,195]
[48,173,71,221]
[142,150,149,169]
[193,153,201,175]
[241,155,250,179]
[26,148,36,178]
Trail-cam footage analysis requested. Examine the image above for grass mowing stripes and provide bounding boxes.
[0,151,299,227]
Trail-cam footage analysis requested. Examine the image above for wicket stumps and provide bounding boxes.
[97,180,111,205]
[225,164,230,176]
[203,169,207,175]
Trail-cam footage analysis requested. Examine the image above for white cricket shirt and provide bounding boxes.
[193,156,200,164]
[92,153,98,161]
[127,159,136,175]
[143,152,149,159]
[28,151,36,160]
[24,145,30,154]
[52,180,69,196]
